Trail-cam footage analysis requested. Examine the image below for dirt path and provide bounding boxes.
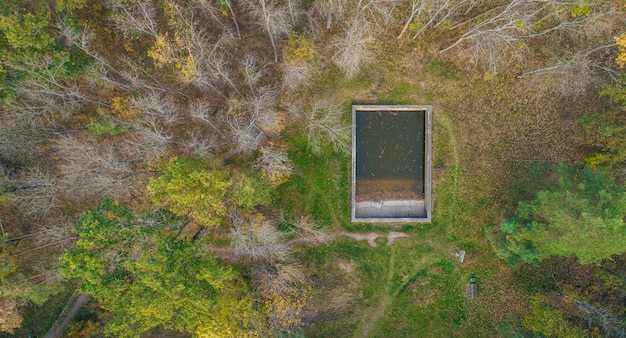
[339,231,408,336]
[387,231,409,245]
[339,230,456,337]
[44,293,90,338]
[341,231,409,248]
[359,250,395,337]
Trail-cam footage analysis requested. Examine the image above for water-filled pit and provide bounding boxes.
[351,105,432,222]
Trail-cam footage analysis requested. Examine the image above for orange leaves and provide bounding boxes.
[0,299,22,334]
[260,284,311,334]
[110,97,138,120]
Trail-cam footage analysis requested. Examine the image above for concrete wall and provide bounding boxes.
[351,105,432,223]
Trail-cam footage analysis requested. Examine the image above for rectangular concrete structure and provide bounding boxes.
[351,105,432,223]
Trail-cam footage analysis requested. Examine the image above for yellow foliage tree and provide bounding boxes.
[615,33,626,68]
[146,33,196,81]
[284,33,316,65]
[149,157,272,227]
[522,294,588,337]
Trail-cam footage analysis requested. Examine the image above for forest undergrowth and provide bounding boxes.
[1,0,626,337]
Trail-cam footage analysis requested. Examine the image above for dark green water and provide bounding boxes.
[356,111,425,180]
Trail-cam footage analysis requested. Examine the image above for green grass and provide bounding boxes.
[274,114,502,336]
[424,60,460,80]
[273,137,350,228]
[375,260,467,337]
[271,48,537,337]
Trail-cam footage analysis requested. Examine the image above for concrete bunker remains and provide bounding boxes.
[351,105,432,223]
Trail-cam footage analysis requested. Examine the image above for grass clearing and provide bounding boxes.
[273,137,350,228]
[271,43,551,336]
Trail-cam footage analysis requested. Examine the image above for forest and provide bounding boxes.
[1,0,626,336]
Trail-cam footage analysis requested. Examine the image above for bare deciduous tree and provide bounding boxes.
[118,56,186,95]
[182,127,226,159]
[517,43,618,96]
[305,99,350,155]
[560,294,626,338]
[241,54,267,90]
[130,91,181,124]
[6,54,109,126]
[282,62,313,91]
[59,21,184,95]
[331,19,372,78]
[0,130,36,166]
[243,0,294,62]
[355,0,399,26]
[5,169,61,216]
[311,0,345,29]
[230,214,290,262]
[255,145,293,184]
[127,114,179,162]
[179,28,241,97]
[439,0,535,73]
[398,0,459,39]
[285,0,302,26]
[440,0,616,73]
[104,0,159,38]
[315,0,397,28]
[227,113,262,154]
[281,216,332,246]
[244,86,284,135]
[244,87,278,119]
[33,224,75,247]
[316,0,395,77]
[0,106,61,165]
[254,262,305,294]
[192,0,241,37]
[55,136,134,200]
[222,0,242,36]
[189,98,226,137]
[224,95,267,153]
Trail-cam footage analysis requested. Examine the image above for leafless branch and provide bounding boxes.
[104,0,159,38]
[55,136,133,200]
[189,98,226,137]
[243,0,294,63]
[282,61,313,91]
[241,54,267,90]
[182,127,227,159]
[5,169,62,216]
[331,19,372,78]
[229,214,290,263]
[440,0,617,73]
[255,145,293,184]
[306,99,350,156]
[127,115,178,162]
[130,92,181,124]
